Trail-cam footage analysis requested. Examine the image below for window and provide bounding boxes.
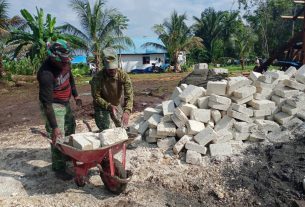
[143,56,150,64]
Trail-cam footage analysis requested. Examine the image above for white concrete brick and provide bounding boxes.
[173,135,192,154]
[72,135,93,150]
[232,131,249,141]
[211,110,222,123]
[179,85,205,102]
[271,95,286,106]
[157,122,176,136]
[248,131,266,142]
[186,120,205,135]
[190,108,211,123]
[138,121,149,135]
[282,104,299,115]
[207,121,215,129]
[83,133,101,149]
[227,109,252,123]
[284,117,303,131]
[208,100,231,111]
[274,112,293,125]
[162,100,175,116]
[249,71,262,82]
[179,103,198,117]
[144,107,161,120]
[297,110,305,120]
[227,76,252,95]
[253,93,271,100]
[252,108,272,117]
[213,129,233,143]
[209,143,232,156]
[186,150,202,165]
[233,85,256,99]
[295,65,305,84]
[171,86,183,100]
[234,122,256,133]
[257,74,273,84]
[197,96,210,109]
[209,94,231,105]
[231,103,253,116]
[147,114,163,128]
[189,87,206,105]
[214,115,235,131]
[148,128,166,139]
[171,114,186,128]
[194,63,208,70]
[231,95,253,105]
[194,126,218,146]
[157,137,177,150]
[283,79,305,91]
[284,66,297,78]
[255,80,276,90]
[274,87,299,98]
[254,119,280,133]
[180,83,188,90]
[185,141,207,155]
[286,94,305,108]
[146,136,158,143]
[207,80,227,96]
[248,99,276,110]
[99,128,128,146]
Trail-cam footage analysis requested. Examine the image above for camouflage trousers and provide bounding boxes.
[40,103,76,171]
[94,106,122,131]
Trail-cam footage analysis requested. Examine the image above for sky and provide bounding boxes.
[7,0,239,37]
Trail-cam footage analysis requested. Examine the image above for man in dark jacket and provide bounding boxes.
[37,39,82,180]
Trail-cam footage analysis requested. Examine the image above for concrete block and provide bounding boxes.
[171,114,186,128]
[255,80,276,90]
[194,126,218,146]
[231,95,253,105]
[211,110,222,123]
[271,95,286,106]
[174,107,188,125]
[249,71,262,82]
[162,100,175,116]
[180,83,188,90]
[252,108,272,117]
[189,87,206,105]
[175,127,186,138]
[232,131,249,141]
[72,135,93,150]
[274,112,293,125]
[231,103,253,116]
[295,64,305,84]
[157,137,176,150]
[209,143,233,156]
[99,127,128,146]
[297,110,305,120]
[208,101,231,111]
[258,74,273,84]
[171,86,183,100]
[148,128,165,139]
[284,117,303,131]
[197,96,210,109]
[286,94,305,108]
[282,104,299,115]
[234,122,256,133]
[147,114,163,128]
[157,122,176,136]
[185,141,207,155]
[209,94,231,105]
[146,136,158,143]
[274,87,299,98]
[179,85,205,103]
[83,133,101,149]
[214,115,235,131]
[213,129,233,143]
[179,103,198,117]
[160,115,173,123]
[194,63,208,70]
[283,79,305,91]
[173,135,192,154]
[138,121,149,135]
[248,131,266,142]
[207,80,227,95]
[190,108,211,123]
[173,96,182,107]
[233,85,256,99]
[256,86,273,95]
[207,121,215,128]
[253,93,270,100]
[227,76,252,95]
[144,107,161,120]
[186,120,205,135]
[254,119,280,133]
[221,110,227,118]
[227,109,252,123]
[248,99,276,110]
[186,150,202,165]
[284,66,297,78]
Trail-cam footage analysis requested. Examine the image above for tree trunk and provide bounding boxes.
[95,53,100,71]
[240,57,245,71]
[0,55,4,79]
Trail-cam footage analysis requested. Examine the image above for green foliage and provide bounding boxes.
[3,56,41,75]
[180,63,193,72]
[71,63,90,77]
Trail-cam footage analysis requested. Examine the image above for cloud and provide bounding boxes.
[7,0,238,37]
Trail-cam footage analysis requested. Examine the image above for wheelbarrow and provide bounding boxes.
[32,128,136,194]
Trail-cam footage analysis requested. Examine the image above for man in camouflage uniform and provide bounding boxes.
[37,39,82,180]
[91,48,133,131]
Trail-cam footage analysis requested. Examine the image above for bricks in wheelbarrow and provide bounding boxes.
[71,132,100,150]
[99,127,128,146]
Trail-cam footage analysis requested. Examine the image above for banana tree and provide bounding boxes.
[59,0,133,70]
[143,11,203,72]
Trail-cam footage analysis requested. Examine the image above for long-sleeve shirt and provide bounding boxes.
[37,59,78,128]
[91,69,133,113]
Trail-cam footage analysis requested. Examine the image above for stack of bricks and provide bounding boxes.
[131,64,305,165]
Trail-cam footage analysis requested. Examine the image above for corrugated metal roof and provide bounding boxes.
[119,37,167,55]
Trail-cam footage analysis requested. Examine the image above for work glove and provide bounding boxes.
[75,96,82,108]
[121,112,130,128]
[52,127,62,145]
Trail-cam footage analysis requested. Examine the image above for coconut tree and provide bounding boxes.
[7,8,86,64]
[143,11,203,72]
[59,0,133,70]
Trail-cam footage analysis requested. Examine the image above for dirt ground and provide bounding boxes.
[1,73,305,207]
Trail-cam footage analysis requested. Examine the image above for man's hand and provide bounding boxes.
[74,96,82,108]
[107,104,118,116]
[52,127,62,145]
[121,112,130,128]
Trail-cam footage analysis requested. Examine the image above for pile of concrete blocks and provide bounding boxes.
[68,127,129,150]
[179,63,228,88]
[132,65,305,165]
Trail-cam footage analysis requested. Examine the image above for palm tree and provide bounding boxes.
[193,8,238,63]
[7,8,86,64]
[60,0,133,70]
[143,11,203,72]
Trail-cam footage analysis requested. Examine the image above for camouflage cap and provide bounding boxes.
[103,47,119,70]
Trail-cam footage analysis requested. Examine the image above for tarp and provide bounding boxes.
[71,56,87,64]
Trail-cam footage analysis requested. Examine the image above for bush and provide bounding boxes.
[3,56,42,76]
[71,63,90,77]
[180,63,193,72]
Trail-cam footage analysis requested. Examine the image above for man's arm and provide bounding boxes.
[69,70,78,98]
[122,72,134,113]
[90,74,111,109]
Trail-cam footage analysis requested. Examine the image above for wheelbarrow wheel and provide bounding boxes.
[100,158,127,194]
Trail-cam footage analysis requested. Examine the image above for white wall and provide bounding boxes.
[120,54,165,72]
